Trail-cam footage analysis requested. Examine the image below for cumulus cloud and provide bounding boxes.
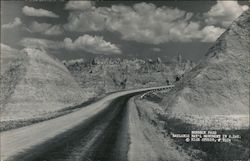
[65,9,106,32]
[204,1,249,27]
[29,21,50,32]
[22,6,59,18]
[64,2,224,43]
[20,37,63,49]
[44,25,63,35]
[2,17,22,29]
[65,1,93,10]
[64,34,121,55]
[200,26,225,42]
[20,35,121,55]
[29,21,63,35]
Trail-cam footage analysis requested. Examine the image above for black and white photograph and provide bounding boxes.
[0,0,249,160]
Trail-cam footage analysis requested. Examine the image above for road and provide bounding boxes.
[1,85,180,161]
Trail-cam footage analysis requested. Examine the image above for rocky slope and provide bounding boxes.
[63,56,195,97]
[0,47,89,121]
[160,10,250,128]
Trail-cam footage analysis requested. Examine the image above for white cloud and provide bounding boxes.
[65,1,93,10]
[20,35,121,55]
[204,1,249,27]
[44,25,63,35]
[64,34,121,55]
[200,26,225,42]
[64,9,106,32]
[29,21,63,35]
[22,6,59,18]
[20,38,63,49]
[29,21,51,32]
[64,2,224,44]
[2,17,22,29]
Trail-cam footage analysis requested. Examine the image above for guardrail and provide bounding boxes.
[140,85,175,99]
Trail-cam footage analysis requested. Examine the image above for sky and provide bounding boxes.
[1,0,249,62]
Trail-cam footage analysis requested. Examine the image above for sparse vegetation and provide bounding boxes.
[64,56,195,97]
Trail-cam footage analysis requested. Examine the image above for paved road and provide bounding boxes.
[1,85,174,161]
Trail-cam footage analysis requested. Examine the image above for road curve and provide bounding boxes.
[1,85,174,161]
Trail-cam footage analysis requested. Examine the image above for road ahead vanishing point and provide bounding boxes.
[1,85,175,161]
